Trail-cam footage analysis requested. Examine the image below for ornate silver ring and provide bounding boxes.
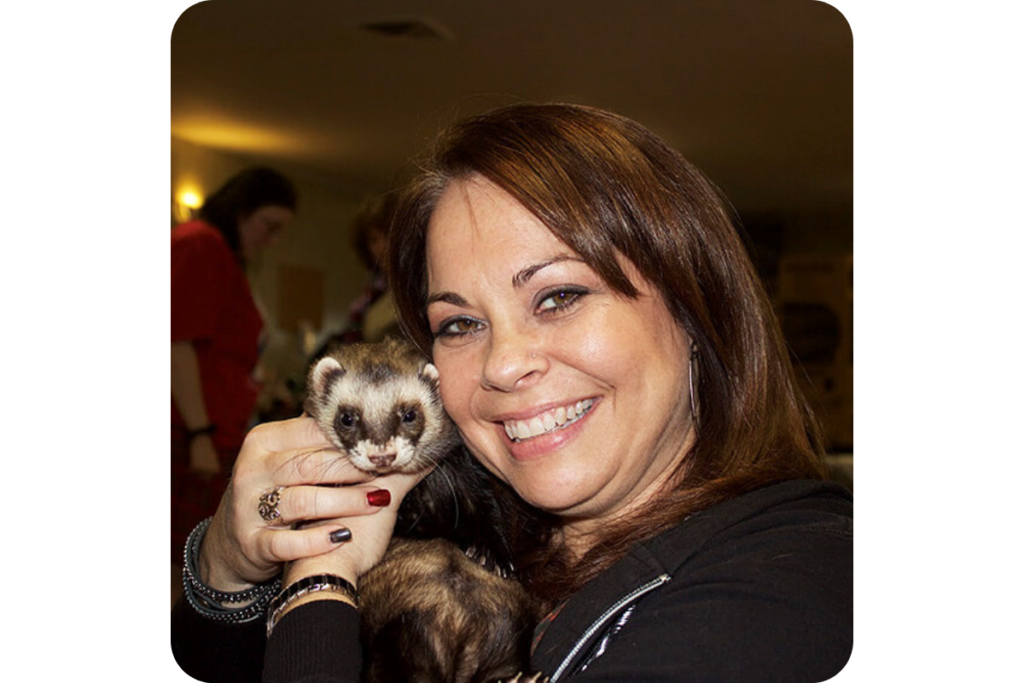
[258,486,285,524]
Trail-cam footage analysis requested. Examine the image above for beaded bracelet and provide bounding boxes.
[266,574,360,636]
[181,517,282,623]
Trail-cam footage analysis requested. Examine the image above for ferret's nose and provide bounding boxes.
[369,452,396,468]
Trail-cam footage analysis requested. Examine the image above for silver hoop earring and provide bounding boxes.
[688,342,700,434]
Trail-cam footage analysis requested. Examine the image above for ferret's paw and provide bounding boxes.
[464,545,511,578]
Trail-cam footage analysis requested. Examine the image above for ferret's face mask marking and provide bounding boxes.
[328,400,426,470]
[305,342,457,474]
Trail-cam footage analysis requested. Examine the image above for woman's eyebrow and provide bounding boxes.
[512,255,585,289]
[426,291,468,307]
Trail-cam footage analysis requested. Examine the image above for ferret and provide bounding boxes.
[305,337,461,475]
[304,337,543,683]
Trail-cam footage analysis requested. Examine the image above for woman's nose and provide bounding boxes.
[480,326,546,392]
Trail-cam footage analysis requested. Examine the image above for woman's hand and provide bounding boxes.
[197,415,424,592]
[281,463,424,587]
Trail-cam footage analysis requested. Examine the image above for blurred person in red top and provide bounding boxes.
[171,167,298,561]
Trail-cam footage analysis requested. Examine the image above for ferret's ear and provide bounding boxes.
[420,362,440,383]
[310,356,345,395]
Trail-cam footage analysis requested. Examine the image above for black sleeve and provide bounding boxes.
[171,596,363,683]
[171,596,267,683]
[262,600,363,683]
[568,517,853,682]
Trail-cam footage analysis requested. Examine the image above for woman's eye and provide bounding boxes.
[537,288,586,313]
[435,316,483,338]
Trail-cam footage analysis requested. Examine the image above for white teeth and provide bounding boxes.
[528,417,545,438]
[503,399,593,443]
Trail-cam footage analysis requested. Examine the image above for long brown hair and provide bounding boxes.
[388,103,826,608]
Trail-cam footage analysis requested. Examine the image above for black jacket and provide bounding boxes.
[531,479,852,681]
[172,479,852,682]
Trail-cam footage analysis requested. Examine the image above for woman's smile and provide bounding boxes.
[499,397,595,443]
[493,396,599,463]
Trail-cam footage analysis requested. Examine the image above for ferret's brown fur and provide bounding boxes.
[360,538,537,683]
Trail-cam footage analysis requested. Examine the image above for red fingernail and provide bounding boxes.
[366,489,391,507]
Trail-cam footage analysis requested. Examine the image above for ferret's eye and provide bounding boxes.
[402,409,418,423]
[339,413,357,428]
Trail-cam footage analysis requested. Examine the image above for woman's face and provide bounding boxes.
[238,204,293,260]
[425,176,696,540]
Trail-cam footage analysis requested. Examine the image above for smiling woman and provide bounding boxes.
[387,101,835,598]
[388,103,851,678]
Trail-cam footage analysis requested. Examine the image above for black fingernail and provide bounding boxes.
[329,528,352,544]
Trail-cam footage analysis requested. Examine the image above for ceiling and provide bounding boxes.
[171,0,852,215]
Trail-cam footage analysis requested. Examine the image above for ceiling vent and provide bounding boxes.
[358,17,453,42]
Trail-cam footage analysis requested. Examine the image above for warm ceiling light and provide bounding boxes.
[179,190,202,209]
[174,185,204,224]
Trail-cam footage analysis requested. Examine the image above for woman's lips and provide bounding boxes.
[502,398,595,442]
[498,398,598,461]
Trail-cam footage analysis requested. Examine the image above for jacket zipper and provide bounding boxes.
[549,573,672,681]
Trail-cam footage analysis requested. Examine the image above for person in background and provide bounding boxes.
[314,192,402,358]
[170,167,298,565]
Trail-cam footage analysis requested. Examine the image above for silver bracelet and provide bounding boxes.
[266,574,360,636]
[181,517,282,623]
